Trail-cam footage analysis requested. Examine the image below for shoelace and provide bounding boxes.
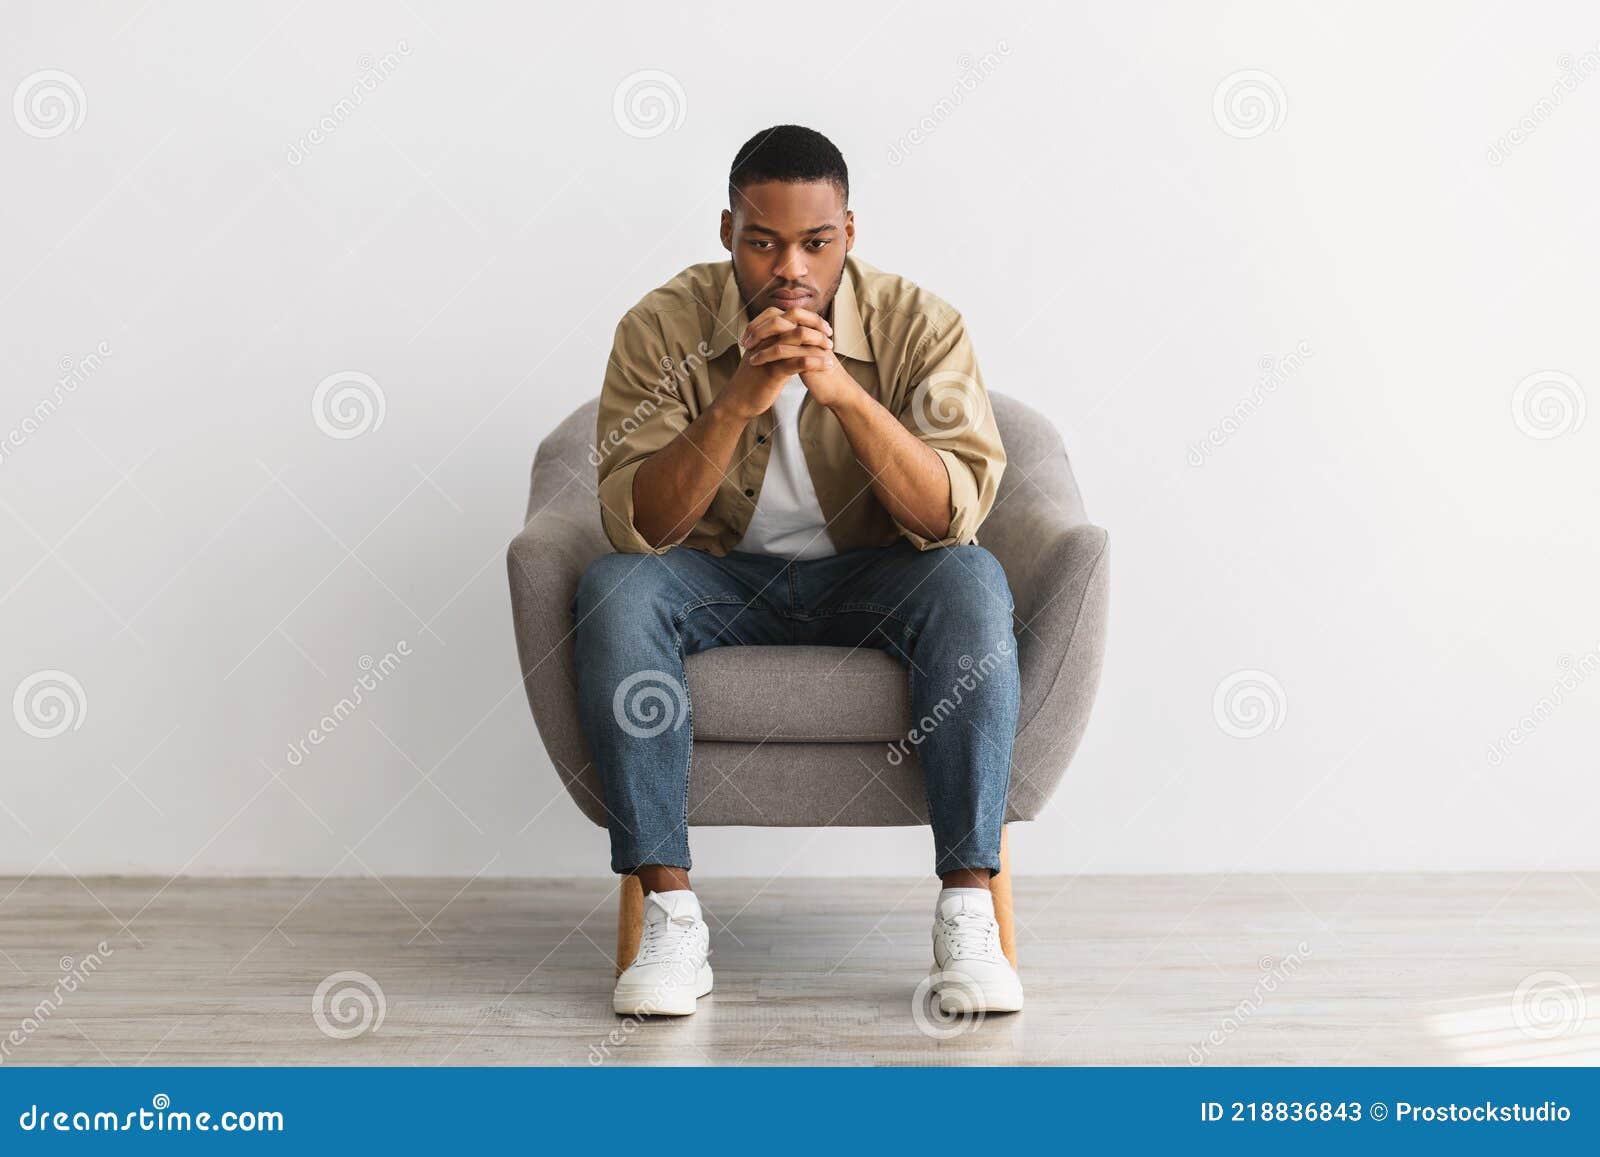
[939,910,1001,960]
[634,911,703,965]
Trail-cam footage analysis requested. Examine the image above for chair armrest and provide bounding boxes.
[505,495,611,825]
[1005,518,1110,820]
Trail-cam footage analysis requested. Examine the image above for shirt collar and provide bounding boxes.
[705,260,874,363]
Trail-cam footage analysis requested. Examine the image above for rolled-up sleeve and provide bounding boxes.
[893,311,1006,550]
[595,310,694,554]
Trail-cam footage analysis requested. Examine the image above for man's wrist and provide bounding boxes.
[819,372,872,418]
[707,390,758,428]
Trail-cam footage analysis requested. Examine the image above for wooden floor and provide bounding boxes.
[1,873,1596,1066]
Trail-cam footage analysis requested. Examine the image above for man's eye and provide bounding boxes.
[807,240,830,250]
[749,240,773,249]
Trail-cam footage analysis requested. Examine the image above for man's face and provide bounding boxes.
[721,180,855,322]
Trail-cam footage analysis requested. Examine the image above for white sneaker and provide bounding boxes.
[931,891,1024,1014]
[612,890,713,1016]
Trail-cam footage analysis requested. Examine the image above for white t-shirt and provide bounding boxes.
[733,375,836,559]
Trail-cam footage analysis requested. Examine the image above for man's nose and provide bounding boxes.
[775,246,808,280]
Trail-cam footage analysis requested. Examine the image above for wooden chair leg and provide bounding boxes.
[991,824,1018,969]
[616,875,644,977]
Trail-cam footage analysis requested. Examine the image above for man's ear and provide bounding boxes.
[844,209,855,253]
[720,209,733,252]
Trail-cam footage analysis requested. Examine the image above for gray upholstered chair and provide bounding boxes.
[506,392,1109,972]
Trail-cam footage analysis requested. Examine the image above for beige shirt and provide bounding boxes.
[593,255,1006,557]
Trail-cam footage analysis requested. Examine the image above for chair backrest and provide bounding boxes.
[527,391,1089,569]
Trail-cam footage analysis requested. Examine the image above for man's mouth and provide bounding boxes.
[770,289,813,305]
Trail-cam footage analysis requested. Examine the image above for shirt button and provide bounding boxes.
[743,487,755,497]
[756,434,766,443]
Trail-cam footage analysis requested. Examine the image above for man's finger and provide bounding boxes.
[765,354,834,375]
[746,327,831,354]
[749,343,836,368]
[778,307,832,337]
[739,307,786,348]
[741,314,795,348]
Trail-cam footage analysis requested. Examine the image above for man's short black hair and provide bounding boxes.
[728,125,849,210]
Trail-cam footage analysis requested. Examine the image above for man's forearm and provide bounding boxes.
[630,398,750,548]
[825,386,952,541]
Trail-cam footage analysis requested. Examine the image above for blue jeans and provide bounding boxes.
[570,540,1021,876]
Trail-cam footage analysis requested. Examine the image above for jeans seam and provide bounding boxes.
[899,622,950,873]
[789,601,912,627]
[671,594,749,625]
[676,627,694,871]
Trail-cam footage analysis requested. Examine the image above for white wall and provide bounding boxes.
[3,1,1597,879]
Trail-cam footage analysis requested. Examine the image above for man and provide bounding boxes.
[574,125,1021,1017]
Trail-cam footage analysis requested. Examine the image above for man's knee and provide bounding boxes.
[573,552,671,625]
[923,544,1015,620]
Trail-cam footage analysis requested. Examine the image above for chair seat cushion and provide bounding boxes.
[684,645,911,742]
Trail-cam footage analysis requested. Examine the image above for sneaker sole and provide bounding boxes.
[612,963,714,1017]
[932,968,1024,1015]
